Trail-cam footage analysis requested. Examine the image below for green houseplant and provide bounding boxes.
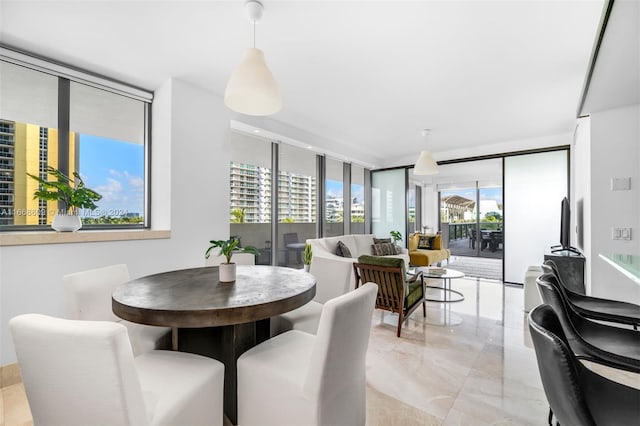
[205,238,259,282]
[390,230,402,243]
[302,243,313,272]
[27,166,102,232]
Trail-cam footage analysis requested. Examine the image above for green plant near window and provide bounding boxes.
[230,208,246,223]
[303,243,313,266]
[389,230,402,243]
[205,238,259,264]
[27,166,102,214]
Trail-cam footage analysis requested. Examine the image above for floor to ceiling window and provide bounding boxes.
[371,168,406,245]
[350,164,366,234]
[324,157,344,237]
[229,132,273,265]
[277,143,317,267]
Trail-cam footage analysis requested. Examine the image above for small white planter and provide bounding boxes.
[303,264,311,272]
[52,214,82,232]
[219,263,237,282]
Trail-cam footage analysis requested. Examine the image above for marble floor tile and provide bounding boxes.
[3,278,557,425]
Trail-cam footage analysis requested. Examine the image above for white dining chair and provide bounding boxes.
[270,300,324,336]
[10,313,225,425]
[63,264,171,355]
[238,282,378,425]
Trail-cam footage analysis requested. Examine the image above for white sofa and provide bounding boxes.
[306,234,409,303]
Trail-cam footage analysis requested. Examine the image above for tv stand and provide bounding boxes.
[550,245,582,255]
[544,248,585,294]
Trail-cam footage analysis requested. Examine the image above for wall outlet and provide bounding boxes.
[611,177,631,191]
[611,227,632,240]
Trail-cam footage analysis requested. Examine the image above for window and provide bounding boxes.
[324,157,344,237]
[350,164,365,233]
[0,55,151,229]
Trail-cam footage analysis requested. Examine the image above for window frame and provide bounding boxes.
[0,47,153,231]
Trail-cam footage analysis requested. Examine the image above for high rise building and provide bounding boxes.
[229,162,316,223]
[0,119,77,226]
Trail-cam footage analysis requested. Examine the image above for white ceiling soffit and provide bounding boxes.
[0,0,604,165]
[581,0,640,115]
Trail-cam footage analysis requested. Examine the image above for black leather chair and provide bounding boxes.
[528,304,640,426]
[536,273,640,373]
[542,260,640,329]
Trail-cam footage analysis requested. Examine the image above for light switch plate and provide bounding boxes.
[611,227,632,240]
[611,177,631,191]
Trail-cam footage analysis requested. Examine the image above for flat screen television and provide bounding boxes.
[560,196,570,249]
[552,196,580,254]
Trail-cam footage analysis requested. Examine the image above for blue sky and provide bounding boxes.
[326,179,365,204]
[78,134,144,217]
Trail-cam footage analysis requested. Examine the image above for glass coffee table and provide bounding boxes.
[419,267,465,303]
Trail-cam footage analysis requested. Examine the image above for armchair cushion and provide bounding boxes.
[406,280,425,308]
[357,254,405,272]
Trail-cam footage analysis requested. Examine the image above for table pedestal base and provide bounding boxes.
[178,319,270,425]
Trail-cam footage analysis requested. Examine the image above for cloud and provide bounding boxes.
[96,178,123,202]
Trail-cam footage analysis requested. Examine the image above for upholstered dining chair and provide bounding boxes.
[10,314,225,425]
[63,264,171,356]
[542,259,640,329]
[528,304,640,426]
[536,273,640,373]
[270,299,324,336]
[237,282,378,426]
[353,255,426,337]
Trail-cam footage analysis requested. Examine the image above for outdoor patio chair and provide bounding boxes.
[353,255,426,337]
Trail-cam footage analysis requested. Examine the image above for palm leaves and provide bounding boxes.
[205,238,260,264]
[27,166,102,214]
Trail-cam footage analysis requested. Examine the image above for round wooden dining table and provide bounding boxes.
[112,265,316,425]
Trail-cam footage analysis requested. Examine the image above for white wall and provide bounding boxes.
[0,78,232,364]
[587,104,639,301]
[571,117,592,292]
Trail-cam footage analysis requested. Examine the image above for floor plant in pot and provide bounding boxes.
[27,166,102,232]
[205,238,259,282]
[303,243,312,272]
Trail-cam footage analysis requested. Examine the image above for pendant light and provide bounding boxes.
[224,0,282,116]
[413,129,439,175]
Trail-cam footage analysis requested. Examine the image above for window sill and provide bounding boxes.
[0,229,171,246]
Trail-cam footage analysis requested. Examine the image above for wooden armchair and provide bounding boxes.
[353,255,426,337]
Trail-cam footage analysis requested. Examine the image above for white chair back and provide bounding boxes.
[63,264,130,322]
[10,314,149,425]
[303,282,378,425]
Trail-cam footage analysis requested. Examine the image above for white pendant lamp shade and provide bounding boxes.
[414,150,438,175]
[225,47,281,116]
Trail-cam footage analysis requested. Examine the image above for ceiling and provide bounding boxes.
[0,0,604,167]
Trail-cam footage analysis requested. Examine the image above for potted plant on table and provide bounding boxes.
[303,243,313,272]
[205,238,259,282]
[27,166,102,232]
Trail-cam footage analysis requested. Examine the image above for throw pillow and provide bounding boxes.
[335,240,352,258]
[371,242,397,256]
[417,235,436,249]
[373,237,392,245]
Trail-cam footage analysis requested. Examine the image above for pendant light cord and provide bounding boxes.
[253,20,256,48]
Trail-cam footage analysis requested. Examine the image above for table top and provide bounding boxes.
[112,265,316,328]
[419,267,465,279]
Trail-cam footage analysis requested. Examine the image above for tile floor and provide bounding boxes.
[2,277,636,425]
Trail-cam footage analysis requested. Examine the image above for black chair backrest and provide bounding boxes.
[535,273,582,336]
[528,305,596,426]
[283,233,299,245]
[541,259,577,298]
